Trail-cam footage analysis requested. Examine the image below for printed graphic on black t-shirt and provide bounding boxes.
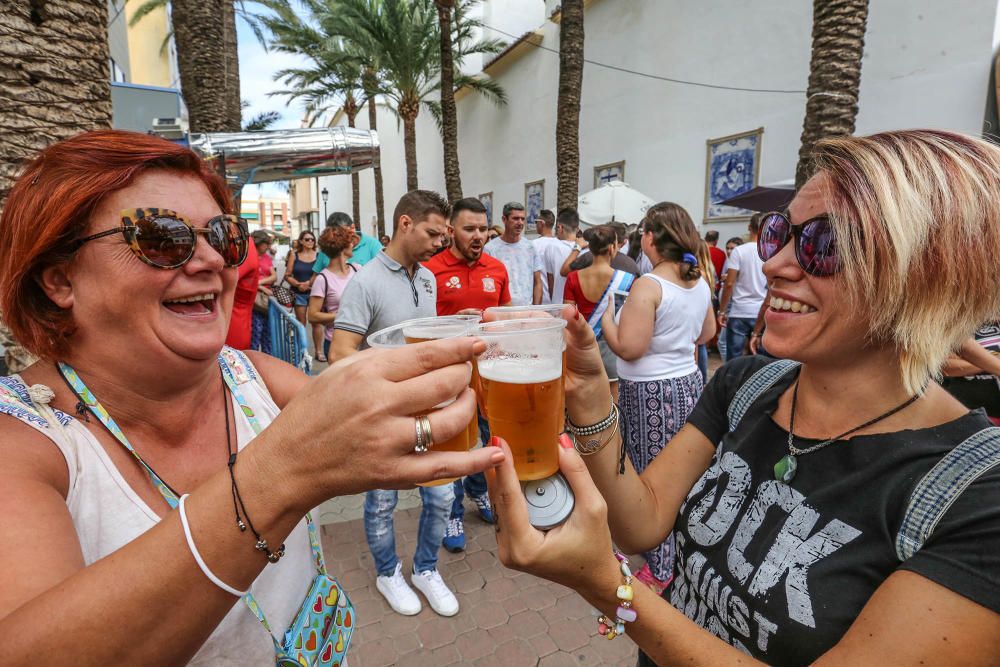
[669,357,1000,665]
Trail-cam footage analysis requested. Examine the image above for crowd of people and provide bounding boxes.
[0,127,999,666]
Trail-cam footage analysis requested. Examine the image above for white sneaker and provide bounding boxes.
[411,567,460,617]
[376,562,422,616]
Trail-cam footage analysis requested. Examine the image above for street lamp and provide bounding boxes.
[320,187,329,229]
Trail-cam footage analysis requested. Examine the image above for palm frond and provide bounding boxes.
[127,0,167,27]
[454,74,507,106]
[243,110,282,131]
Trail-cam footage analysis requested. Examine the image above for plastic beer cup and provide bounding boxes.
[367,315,481,486]
[475,318,575,528]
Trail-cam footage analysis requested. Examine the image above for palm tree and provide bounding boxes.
[166,0,233,132]
[555,0,584,210]
[0,0,112,370]
[0,0,113,212]
[328,0,505,193]
[794,0,870,188]
[262,0,368,227]
[130,0,270,133]
[363,64,388,237]
[436,0,461,202]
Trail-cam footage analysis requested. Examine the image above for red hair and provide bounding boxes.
[0,130,232,361]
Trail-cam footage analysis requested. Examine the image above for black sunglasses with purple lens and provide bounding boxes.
[757,211,839,277]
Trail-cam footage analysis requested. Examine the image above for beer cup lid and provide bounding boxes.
[521,473,574,530]
[366,315,481,348]
[485,304,569,320]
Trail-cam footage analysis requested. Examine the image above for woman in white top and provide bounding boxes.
[0,131,502,665]
[601,202,715,592]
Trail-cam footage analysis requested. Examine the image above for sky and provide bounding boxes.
[236,15,309,198]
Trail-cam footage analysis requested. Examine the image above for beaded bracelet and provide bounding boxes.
[598,552,638,640]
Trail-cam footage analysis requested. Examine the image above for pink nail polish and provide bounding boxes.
[559,433,574,449]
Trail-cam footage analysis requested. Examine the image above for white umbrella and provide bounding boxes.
[577,180,656,227]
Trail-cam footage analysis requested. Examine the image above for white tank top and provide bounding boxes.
[0,349,316,666]
[616,274,711,381]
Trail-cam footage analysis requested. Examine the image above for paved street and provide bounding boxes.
[319,502,639,667]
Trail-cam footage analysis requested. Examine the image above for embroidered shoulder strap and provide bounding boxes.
[895,427,1000,561]
[726,359,800,432]
[0,376,72,432]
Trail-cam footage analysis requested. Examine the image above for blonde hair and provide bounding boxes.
[696,240,716,291]
[812,129,1000,394]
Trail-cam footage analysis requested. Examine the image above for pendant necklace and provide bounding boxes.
[774,380,922,484]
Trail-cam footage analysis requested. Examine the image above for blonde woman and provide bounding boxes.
[696,240,717,382]
[599,202,716,593]
[488,130,1000,665]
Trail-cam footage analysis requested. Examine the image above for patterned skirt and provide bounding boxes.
[619,369,704,582]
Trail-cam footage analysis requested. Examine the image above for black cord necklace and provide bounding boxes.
[774,380,923,484]
[225,384,285,563]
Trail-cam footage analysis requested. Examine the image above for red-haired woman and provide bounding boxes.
[307,226,358,362]
[0,130,501,664]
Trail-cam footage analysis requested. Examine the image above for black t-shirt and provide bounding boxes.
[667,356,1000,665]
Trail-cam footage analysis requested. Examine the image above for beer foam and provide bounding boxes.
[477,357,562,383]
[402,324,469,340]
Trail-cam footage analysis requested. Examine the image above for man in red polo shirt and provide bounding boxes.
[424,197,510,551]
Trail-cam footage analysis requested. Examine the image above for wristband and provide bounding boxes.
[179,494,249,597]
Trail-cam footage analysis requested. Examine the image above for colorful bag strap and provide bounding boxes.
[57,353,326,657]
[588,269,634,339]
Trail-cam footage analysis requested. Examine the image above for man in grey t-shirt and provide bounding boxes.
[483,201,542,306]
[331,190,464,620]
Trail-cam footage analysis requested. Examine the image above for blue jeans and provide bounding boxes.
[725,317,755,361]
[697,343,708,383]
[450,410,490,520]
[364,483,455,576]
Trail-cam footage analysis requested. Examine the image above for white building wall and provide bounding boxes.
[324,0,1000,241]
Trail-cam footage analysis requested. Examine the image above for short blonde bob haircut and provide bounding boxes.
[812,129,1000,394]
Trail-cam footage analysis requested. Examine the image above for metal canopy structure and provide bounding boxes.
[187,126,380,189]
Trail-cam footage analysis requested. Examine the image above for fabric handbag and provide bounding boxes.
[275,532,355,666]
[271,281,296,308]
[254,289,271,314]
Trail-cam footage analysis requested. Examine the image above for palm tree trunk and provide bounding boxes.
[556,0,585,211]
[795,0,869,188]
[403,112,418,192]
[347,108,361,231]
[172,0,230,132]
[222,0,242,131]
[0,0,112,212]
[0,0,110,370]
[436,0,462,202]
[365,81,386,237]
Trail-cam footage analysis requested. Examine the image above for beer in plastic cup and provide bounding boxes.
[367,315,481,486]
[475,318,567,481]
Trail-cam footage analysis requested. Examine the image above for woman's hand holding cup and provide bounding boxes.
[255,337,505,514]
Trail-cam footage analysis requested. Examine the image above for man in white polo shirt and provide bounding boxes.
[718,213,767,360]
[331,190,462,619]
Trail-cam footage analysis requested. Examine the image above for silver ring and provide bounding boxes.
[419,415,434,450]
[414,417,428,453]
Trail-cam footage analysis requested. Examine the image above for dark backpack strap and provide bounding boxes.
[895,426,1000,560]
[726,359,801,432]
